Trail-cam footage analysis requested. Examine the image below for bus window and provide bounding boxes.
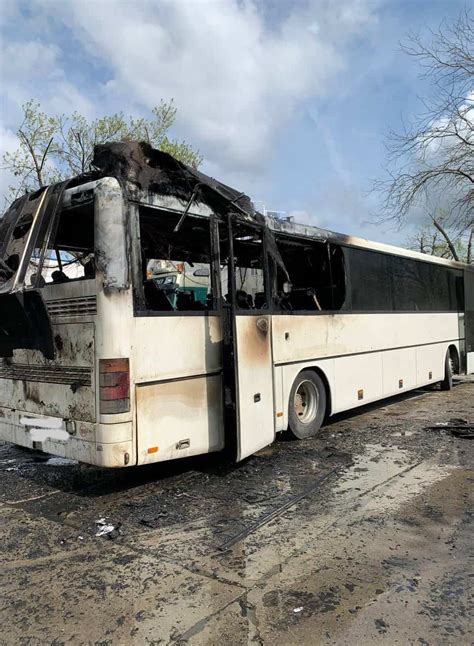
[0,195,39,291]
[138,207,214,312]
[390,256,463,312]
[273,237,345,312]
[218,223,268,310]
[27,200,95,287]
[347,247,392,312]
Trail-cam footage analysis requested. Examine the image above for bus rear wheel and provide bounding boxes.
[440,351,454,391]
[288,370,326,440]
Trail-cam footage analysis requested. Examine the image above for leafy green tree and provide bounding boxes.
[2,99,202,201]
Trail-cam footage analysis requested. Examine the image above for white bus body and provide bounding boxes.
[0,142,472,467]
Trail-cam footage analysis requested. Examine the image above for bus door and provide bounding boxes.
[221,218,275,461]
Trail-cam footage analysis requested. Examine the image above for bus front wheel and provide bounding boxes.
[288,370,326,440]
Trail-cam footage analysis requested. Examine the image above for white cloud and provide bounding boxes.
[1,37,95,125]
[31,0,377,176]
[0,124,20,206]
[0,0,379,209]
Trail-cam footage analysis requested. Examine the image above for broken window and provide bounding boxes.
[27,200,95,287]
[219,222,268,310]
[137,207,214,312]
[0,195,38,290]
[0,191,95,291]
[272,237,346,312]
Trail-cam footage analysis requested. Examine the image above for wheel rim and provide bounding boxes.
[294,380,319,424]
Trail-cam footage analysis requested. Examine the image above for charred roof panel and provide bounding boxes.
[92,141,259,222]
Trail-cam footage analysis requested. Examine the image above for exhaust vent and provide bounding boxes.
[45,296,97,320]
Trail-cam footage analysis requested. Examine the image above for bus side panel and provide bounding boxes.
[272,313,461,366]
[133,316,222,383]
[333,352,384,412]
[382,347,417,396]
[273,313,461,419]
[135,374,224,464]
[416,344,447,384]
[132,315,224,464]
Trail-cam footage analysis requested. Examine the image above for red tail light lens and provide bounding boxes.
[99,358,130,414]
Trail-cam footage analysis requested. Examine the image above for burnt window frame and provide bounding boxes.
[0,185,97,293]
[132,204,220,317]
[30,198,96,288]
[222,219,271,315]
[269,234,348,315]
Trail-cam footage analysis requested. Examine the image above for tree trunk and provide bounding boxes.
[432,218,459,261]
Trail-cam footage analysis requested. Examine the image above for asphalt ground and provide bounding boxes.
[1,376,473,645]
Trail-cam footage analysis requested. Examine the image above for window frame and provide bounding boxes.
[270,234,348,315]
[132,204,220,317]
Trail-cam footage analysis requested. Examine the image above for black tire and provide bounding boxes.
[440,351,453,391]
[288,370,326,439]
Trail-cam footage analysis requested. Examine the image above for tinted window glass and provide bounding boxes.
[347,248,392,311]
[390,256,462,311]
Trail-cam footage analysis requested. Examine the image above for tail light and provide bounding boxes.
[99,358,130,414]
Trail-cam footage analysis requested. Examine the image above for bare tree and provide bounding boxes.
[377,10,473,261]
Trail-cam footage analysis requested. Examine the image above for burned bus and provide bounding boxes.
[0,142,472,467]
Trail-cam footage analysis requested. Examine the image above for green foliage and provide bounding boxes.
[2,99,202,202]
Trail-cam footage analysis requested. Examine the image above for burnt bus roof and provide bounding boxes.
[266,214,472,272]
[2,141,471,272]
[92,141,259,223]
[91,142,470,271]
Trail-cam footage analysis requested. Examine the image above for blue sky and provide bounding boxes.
[0,0,468,245]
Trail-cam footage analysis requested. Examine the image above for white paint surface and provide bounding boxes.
[29,428,70,442]
[20,416,63,429]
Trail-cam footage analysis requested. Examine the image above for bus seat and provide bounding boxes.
[254,292,266,309]
[236,290,250,309]
[51,270,71,284]
[144,279,174,311]
[176,290,195,310]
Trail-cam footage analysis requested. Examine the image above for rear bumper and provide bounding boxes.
[0,408,135,468]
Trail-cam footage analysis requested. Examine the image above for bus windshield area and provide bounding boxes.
[139,207,214,312]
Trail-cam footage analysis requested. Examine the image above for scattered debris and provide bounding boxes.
[45,457,78,466]
[424,422,474,439]
[95,518,116,537]
[139,512,169,529]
